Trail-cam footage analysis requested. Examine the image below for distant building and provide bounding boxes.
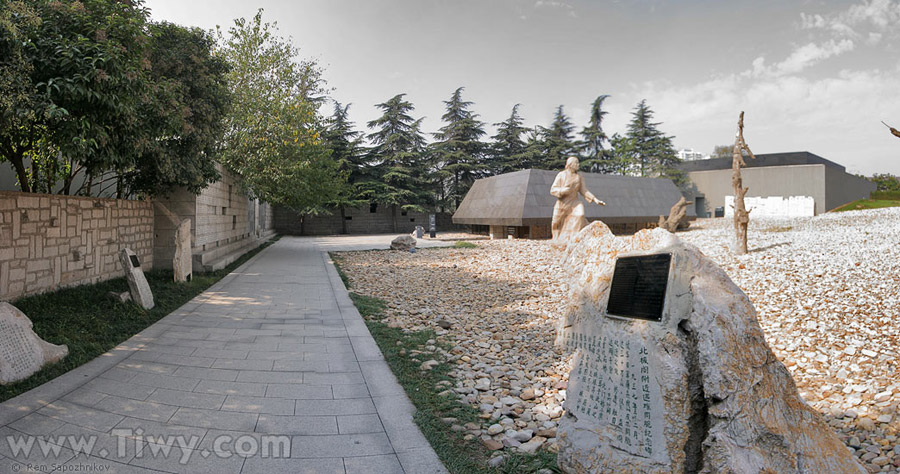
[679,151,874,217]
[677,148,707,161]
[452,169,693,238]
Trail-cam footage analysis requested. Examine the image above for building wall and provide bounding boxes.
[153,164,275,271]
[0,192,153,301]
[824,166,876,211]
[275,205,461,236]
[688,164,827,215]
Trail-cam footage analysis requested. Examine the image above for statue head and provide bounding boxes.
[565,156,579,172]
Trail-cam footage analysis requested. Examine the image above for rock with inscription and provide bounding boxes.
[0,303,68,385]
[119,248,154,310]
[556,222,865,474]
[173,218,192,283]
[391,235,416,251]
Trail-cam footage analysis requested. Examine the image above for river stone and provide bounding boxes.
[173,218,192,283]
[120,248,154,310]
[391,235,416,251]
[0,303,68,385]
[556,222,865,474]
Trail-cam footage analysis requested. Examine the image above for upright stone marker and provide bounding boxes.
[556,223,865,473]
[120,248,154,310]
[173,218,192,282]
[0,303,68,385]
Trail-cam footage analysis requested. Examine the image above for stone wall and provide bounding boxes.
[275,205,461,235]
[0,192,153,301]
[153,164,275,272]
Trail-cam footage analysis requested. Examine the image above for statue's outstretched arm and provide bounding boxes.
[580,179,606,206]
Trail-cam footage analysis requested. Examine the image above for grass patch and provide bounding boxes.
[453,241,478,249]
[831,199,900,212]
[1,237,279,403]
[332,258,559,473]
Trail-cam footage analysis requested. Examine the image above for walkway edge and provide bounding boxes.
[0,239,276,428]
[321,252,449,474]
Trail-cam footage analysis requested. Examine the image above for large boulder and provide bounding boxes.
[0,303,68,385]
[556,222,864,473]
[391,235,417,251]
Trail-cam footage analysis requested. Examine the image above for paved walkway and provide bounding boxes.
[0,236,450,474]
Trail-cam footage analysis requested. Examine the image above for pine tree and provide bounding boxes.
[625,100,686,188]
[322,101,367,233]
[365,94,431,231]
[488,104,529,174]
[541,105,576,170]
[579,95,611,173]
[431,87,486,209]
[608,133,637,176]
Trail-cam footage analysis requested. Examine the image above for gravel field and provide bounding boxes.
[336,207,900,472]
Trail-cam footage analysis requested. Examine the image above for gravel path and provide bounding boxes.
[336,207,900,472]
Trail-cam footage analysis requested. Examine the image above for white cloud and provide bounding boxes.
[770,39,855,76]
[533,0,577,18]
[801,0,900,39]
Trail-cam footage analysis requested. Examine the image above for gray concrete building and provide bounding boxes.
[680,151,875,216]
[452,169,693,238]
[274,205,458,236]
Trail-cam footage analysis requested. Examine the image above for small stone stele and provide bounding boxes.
[173,218,192,283]
[119,248,154,310]
[391,235,416,251]
[556,222,865,474]
[0,303,68,385]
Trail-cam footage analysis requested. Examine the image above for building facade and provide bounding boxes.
[680,152,875,217]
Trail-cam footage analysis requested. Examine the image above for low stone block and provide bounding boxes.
[119,248,154,310]
[0,302,68,385]
[390,235,416,251]
[173,219,192,283]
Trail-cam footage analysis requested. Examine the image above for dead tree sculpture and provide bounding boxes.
[882,121,900,139]
[658,196,693,232]
[732,111,756,255]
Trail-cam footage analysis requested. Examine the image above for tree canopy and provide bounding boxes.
[431,87,486,209]
[216,10,345,213]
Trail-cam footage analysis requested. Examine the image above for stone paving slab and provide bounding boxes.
[0,235,448,473]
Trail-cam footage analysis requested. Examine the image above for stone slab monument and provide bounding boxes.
[0,303,68,385]
[173,218,192,283]
[119,248,155,310]
[556,223,864,473]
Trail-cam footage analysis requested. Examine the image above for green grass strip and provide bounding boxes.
[831,199,900,212]
[334,255,559,474]
[1,237,279,403]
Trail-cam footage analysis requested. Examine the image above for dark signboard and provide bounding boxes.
[130,255,141,268]
[606,253,671,321]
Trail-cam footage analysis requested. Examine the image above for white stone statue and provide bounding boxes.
[550,156,605,243]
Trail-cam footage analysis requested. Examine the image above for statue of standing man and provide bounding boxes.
[551,156,606,243]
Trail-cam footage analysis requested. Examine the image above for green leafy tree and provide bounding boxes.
[365,94,431,231]
[711,144,733,159]
[625,100,686,188]
[579,94,611,173]
[871,173,900,192]
[541,105,577,170]
[431,87,486,209]
[488,104,530,174]
[522,126,548,170]
[217,10,345,212]
[0,0,152,194]
[322,101,367,232]
[126,22,230,197]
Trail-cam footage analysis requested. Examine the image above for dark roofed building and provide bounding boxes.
[452,169,693,238]
[678,151,874,216]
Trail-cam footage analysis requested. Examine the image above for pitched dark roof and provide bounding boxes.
[678,151,846,173]
[452,169,692,226]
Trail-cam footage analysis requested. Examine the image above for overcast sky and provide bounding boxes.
[145,0,900,176]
